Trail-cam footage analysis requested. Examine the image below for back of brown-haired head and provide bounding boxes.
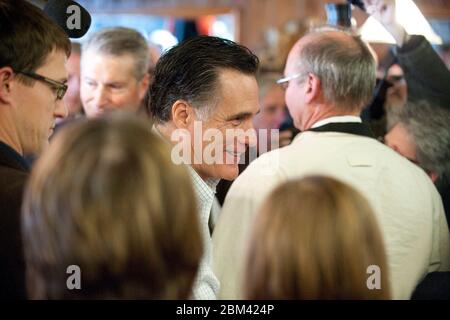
[245,175,390,299]
[22,112,203,299]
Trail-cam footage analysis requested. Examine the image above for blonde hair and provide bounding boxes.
[22,112,202,299]
[245,175,390,299]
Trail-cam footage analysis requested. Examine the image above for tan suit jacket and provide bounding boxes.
[213,131,450,299]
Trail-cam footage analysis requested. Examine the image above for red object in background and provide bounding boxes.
[197,15,216,36]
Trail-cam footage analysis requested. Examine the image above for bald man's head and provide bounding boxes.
[286,28,377,112]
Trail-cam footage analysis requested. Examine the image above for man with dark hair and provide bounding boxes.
[148,36,260,299]
[0,0,70,298]
[213,27,449,299]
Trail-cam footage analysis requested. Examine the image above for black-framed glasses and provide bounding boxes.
[16,71,67,100]
[276,73,303,90]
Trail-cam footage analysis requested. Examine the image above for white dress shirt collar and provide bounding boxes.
[311,115,362,129]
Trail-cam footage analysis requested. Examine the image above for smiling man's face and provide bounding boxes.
[80,51,148,118]
[189,68,260,181]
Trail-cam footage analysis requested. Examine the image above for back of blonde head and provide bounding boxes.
[245,175,390,299]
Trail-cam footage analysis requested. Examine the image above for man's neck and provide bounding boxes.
[0,112,23,156]
[191,163,214,182]
[301,104,360,131]
[154,122,177,141]
[156,122,220,184]
[155,122,203,177]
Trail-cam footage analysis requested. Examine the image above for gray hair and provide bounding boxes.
[295,27,376,111]
[398,101,450,182]
[82,27,150,80]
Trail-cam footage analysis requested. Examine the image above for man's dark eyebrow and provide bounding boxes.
[107,81,125,86]
[226,112,255,121]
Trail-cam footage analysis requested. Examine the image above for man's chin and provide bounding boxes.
[217,163,239,181]
[194,163,239,181]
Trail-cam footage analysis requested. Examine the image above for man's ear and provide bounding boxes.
[138,73,150,101]
[304,73,321,105]
[171,100,196,129]
[0,67,14,104]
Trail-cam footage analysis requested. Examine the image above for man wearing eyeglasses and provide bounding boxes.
[213,26,450,299]
[0,0,70,299]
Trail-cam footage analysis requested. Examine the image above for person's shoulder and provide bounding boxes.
[371,140,442,202]
[0,163,28,194]
[374,141,429,175]
[370,140,430,176]
[242,147,284,176]
[0,143,29,199]
[0,164,28,220]
[225,148,285,204]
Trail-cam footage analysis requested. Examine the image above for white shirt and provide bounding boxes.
[152,126,220,299]
[311,115,362,128]
[187,166,220,300]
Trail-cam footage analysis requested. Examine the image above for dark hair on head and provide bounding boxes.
[0,0,71,85]
[148,36,259,122]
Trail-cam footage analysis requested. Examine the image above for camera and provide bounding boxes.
[324,1,366,28]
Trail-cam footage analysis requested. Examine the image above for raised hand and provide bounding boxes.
[363,0,396,25]
[362,0,408,46]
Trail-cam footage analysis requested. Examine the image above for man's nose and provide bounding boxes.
[92,86,110,109]
[239,121,258,148]
[54,99,68,119]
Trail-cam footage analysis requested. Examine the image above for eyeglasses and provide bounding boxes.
[276,73,303,90]
[16,71,68,100]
